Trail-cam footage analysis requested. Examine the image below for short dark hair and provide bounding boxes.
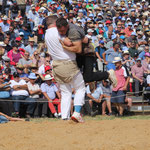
[46,15,58,27]
[113,42,119,47]
[56,17,68,28]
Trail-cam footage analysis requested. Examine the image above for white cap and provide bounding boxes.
[44,75,53,81]
[87,29,94,33]
[19,32,24,36]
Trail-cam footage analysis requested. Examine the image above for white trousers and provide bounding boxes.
[97,59,103,72]
[60,72,85,119]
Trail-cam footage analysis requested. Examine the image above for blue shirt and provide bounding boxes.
[86,85,103,99]
[95,47,106,58]
[139,51,145,60]
[41,83,58,100]
[105,48,122,63]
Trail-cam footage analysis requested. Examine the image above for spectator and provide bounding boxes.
[100,80,112,116]
[128,42,138,58]
[4,37,12,53]
[131,58,149,97]
[0,73,13,116]
[10,72,36,118]
[95,40,106,71]
[25,37,37,57]
[86,81,104,116]
[103,42,122,70]
[142,53,150,71]
[111,57,130,116]
[18,51,32,70]
[0,16,10,32]
[139,45,149,60]
[2,56,16,75]
[7,43,24,65]
[41,75,61,118]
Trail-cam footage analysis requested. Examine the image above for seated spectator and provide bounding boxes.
[131,58,149,96]
[86,82,103,116]
[25,37,37,57]
[103,42,122,70]
[0,73,13,116]
[10,72,36,118]
[127,32,138,48]
[139,45,149,60]
[100,80,112,116]
[2,56,16,75]
[16,64,29,81]
[41,75,61,118]
[128,42,138,58]
[7,43,24,65]
[15,37,25,49]
[18,51,32,72]
[111,57,130,116]
[32,50,45,67]
[4,37,12,53]
[142,52,150,70]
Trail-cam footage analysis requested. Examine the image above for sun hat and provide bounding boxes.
[28,73,37,79]
[44,74,53,81]
[87,29,94,33]
[123,50,129,55]
[113,57,122,63]
[16,64,24,69]
[28,37,35,42]
[128,22,133,26]
[19,32,24,36]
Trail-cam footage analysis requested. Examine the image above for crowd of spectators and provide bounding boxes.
[0,0,150,120]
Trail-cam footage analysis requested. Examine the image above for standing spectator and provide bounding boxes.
[95,40,106,71]
[111,57,130,116]
[41,75,61,118]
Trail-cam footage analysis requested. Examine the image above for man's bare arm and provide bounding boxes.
[60,40,82,53]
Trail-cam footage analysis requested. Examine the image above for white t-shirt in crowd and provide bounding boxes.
[10,79,29,96]
[147,75,150,84]
[38,64,45,75]
[45,27,76,61]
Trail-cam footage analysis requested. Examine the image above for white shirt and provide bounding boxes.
[27,82,40,98]
[10,79,29,96]
[147,75,150,84]
[45,27,76,60]
[38,64,45,75]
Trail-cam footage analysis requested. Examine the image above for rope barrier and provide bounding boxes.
[0,90,149,103]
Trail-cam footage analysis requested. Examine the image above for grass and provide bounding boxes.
[30,115,150,122]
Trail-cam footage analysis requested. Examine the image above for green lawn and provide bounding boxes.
[31,115,150,122]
